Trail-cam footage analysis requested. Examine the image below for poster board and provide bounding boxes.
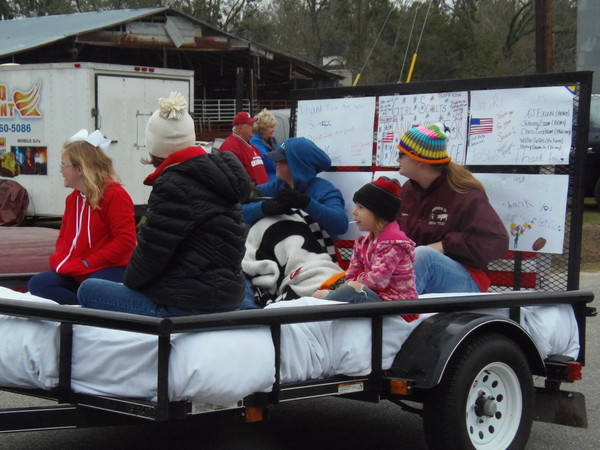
[296,77,591,268]
[296,97,376,166]
[474,173,569,254]
[318,171,373,240]
[301,88,573,252]
[376,92,469,166]
[467,86,574,165]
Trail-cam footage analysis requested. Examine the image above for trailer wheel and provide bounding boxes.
[422,332,534,450]
[594,177,600,209]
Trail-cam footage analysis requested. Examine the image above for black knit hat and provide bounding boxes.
[353,177,401,223]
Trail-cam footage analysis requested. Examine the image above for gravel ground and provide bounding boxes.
[582,224,600,264]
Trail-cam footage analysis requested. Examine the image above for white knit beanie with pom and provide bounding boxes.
[145,92,196,158]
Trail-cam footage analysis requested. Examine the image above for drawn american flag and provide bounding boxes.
[469,118,493,135]
[381,132,394,143]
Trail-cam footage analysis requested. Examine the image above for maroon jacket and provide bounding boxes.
[399,174,508,271]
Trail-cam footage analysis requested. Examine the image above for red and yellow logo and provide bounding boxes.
[0,83,42,118]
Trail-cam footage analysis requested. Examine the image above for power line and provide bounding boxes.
[398,2,421,83]
[353,3,395,86]
[400,0,433,83]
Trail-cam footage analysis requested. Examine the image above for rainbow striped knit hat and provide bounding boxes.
[396,124,450,164]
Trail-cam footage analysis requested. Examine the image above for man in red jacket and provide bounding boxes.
[219,111,268,185]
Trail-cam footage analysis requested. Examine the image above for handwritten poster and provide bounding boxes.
[376,91,469,166]
[467,86,574,165]
[318,171,373,240]
[474,173,569,254]
[296,97,376,166]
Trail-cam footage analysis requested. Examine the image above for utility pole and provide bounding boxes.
[535,0,554,73]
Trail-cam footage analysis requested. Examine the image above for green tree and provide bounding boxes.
[551,0,576,73]
[1,0,576,83]
[335,0,400,84]
[235,0,404,84]
[6,0,74,16]
[244,0,334,65]
[382,0,575,81]
[170,0,258,31]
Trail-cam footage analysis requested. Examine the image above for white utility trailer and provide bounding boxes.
[0,62,194,215]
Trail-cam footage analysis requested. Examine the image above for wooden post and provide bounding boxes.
[535,0,554,73]
[236,67,244,113]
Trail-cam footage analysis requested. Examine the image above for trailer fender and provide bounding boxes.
[389,312,546,389]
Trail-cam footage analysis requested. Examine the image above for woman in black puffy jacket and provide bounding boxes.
[77,92,250,316]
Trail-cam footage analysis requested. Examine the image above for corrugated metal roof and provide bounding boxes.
[0,7,341,82]
[0,7,167,57]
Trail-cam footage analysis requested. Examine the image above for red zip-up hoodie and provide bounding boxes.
[49,182,137,283]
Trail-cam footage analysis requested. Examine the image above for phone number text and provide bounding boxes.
[0,123,32,133]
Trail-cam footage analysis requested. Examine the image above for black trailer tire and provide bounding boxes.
[594,177,600,209]
[422,332,534,450]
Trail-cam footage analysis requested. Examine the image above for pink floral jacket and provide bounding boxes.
[346,221,418,302]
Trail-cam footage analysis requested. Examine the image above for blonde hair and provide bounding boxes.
[62,140,120,209]
[369,215,390,240]
[438,161,485,194]
[141,154,165,168]
[254,109,277,133]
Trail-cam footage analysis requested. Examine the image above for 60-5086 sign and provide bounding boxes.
[0,123,32,133]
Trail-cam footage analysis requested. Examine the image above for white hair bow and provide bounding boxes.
[69,129,112,152]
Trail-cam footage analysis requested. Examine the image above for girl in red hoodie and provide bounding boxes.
[28,130,137,304]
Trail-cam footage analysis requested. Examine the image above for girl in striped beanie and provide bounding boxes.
[397,124,451,164]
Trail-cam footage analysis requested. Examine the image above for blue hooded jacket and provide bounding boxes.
[250,132,278,181]
[242,137,348,240]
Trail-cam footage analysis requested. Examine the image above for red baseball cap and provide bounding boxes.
[232,111,257,126]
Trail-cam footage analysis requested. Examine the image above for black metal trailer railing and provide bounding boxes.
[0,289,594,433]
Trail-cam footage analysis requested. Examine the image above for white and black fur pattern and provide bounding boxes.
[243,210,342,306]
[295,209,336,261]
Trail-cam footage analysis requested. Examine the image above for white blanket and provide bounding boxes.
[268,298,429,381]
[0,287,580,406]
[0,288,275,406]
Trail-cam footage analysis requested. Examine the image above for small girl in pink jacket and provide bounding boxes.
[314,177,418,321]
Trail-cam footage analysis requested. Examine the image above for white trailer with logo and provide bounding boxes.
[0,62,194,216]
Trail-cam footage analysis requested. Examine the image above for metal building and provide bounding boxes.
[0,7,341,140]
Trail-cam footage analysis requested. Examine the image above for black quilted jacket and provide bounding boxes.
[125,148,250,312]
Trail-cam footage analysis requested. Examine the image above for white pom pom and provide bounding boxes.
[158,92,188,120]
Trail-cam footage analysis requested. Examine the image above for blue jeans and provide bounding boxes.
[77,279,206,317]
[413,246,480,295]
[28,267,126,305]
[323,282,382,303]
